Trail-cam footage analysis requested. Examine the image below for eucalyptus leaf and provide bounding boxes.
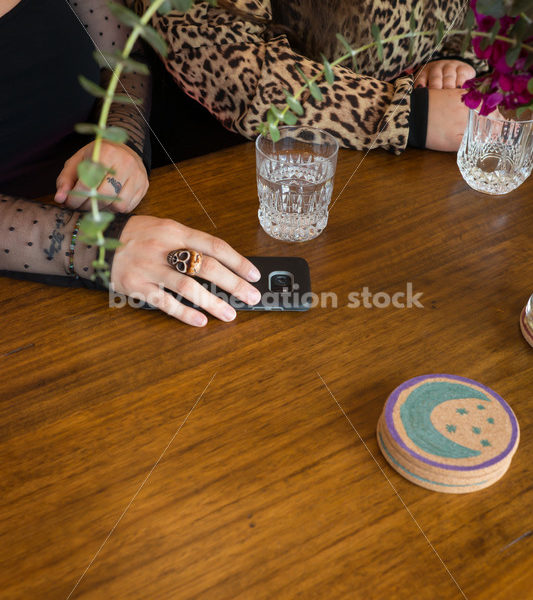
[77,160,108,189]
[476,0,506,18]
[460,31,472,57]
[464,8,475,29]
[170,0,194,10]
[93,50,150,75]
[308,80,323,101]
[510,0,533,17]
[505,43,522,67]
[157,0,174,14]
[79,75,108,98]
[408,36,414,62]
[528,78,533,94]
[281,110,298,125]
[138,23,168,57]
[81,213,115,238]
[335,33,358,71]
[321,53,335,84]
[510,17,529,43]
[267,107,278,124]
[107,1,141,28]
[256,123,268,136]
[74,123,129,144]
[283,89,304,115]
[99,238,123,250]
[92,259,110,270]
[269,104,284,120]
[112,94,143,105]
[409,12,416,32]
[435,21,445,46]
[371,23,383,61]
[268,122,281,142]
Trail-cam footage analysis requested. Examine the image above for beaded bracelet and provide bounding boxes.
[68,217,81,275]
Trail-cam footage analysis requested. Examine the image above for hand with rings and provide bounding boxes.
[111,215,262,326]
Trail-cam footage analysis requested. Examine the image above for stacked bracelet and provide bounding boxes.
[68,217,81,275]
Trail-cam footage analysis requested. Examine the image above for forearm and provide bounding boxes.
[0,196,96,279]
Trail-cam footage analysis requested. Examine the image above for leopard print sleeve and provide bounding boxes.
[131,0,412,154]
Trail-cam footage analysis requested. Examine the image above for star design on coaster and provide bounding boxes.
[456,408,468,415]
[472,426,481,435]
[477,404,486,410]
[446,424,457,433]
[487,417,495,424]
[481,439,491,447]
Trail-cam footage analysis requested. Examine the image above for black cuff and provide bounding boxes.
[408,87,429,149]
[94,212,132,288]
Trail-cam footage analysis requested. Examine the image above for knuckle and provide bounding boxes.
[211,236,230,256]
[176,276,195,297]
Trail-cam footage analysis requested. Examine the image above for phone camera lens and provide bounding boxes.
[270,273,293,293]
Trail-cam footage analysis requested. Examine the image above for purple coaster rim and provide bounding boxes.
[385,374,519,472]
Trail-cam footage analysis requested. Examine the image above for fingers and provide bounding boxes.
[65,179,91,210]
[181,227,261,283]
[456,64,476,89]
[442,62,459,89]
[198,255,261,306]
[55,150,83,204]
[136,283,208,327]
[155,265,239,322]
[427,62,444,89]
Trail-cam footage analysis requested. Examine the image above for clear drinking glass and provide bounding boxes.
[457,109,533,195]
[256,126,339,242]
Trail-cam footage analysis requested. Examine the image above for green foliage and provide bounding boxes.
[506,42,522,67]
[75,123,129,144]
[295,65,323,101]
[435,20,445,46]
[108,1,168,57]
[93,50,150,75]
[268,122,281,142]
[77,160,108,189]
[371,24,383,61]
[477,0,506,18]
[80,213,115,237]
[321,54,335,84]
[336,33,358,71]
[283,89,304,115]
[78,75,108,98]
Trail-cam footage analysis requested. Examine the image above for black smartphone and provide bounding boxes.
[225,256,312,311]
[143,256,312,312]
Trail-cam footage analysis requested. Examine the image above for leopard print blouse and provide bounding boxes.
[130,0,478,154]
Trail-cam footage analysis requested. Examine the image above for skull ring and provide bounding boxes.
[167,249,203,276]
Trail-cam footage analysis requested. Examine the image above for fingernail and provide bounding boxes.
[194,314,208,327]
[223,306,237,321]
[248,289,261,305]
[248,267,261,282]
[55,192,66,203]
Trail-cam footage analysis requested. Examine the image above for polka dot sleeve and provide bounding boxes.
[0,196,99,280]
[68,0,152,169]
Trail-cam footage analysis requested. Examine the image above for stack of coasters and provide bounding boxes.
[377,374,519,493]
[520,304,533,348]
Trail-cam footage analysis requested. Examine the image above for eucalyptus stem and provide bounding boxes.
[86,0,168,273]
[272,27,533,128]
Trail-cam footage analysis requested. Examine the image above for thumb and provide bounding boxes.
[55,151,83,203]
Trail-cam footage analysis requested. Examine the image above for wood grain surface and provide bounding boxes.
[1,144,532,600]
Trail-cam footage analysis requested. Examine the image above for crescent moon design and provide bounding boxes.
[400,382,491,458]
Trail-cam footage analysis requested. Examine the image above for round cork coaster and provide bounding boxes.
[377,375,519,494]
[520,306,533,348]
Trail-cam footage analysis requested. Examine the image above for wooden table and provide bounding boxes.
[1,144,532,600]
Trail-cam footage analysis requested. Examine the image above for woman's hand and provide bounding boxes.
[111,216,262,326]
[55,141,148,213]
[426,88,469,152]
[415,59,476,90]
